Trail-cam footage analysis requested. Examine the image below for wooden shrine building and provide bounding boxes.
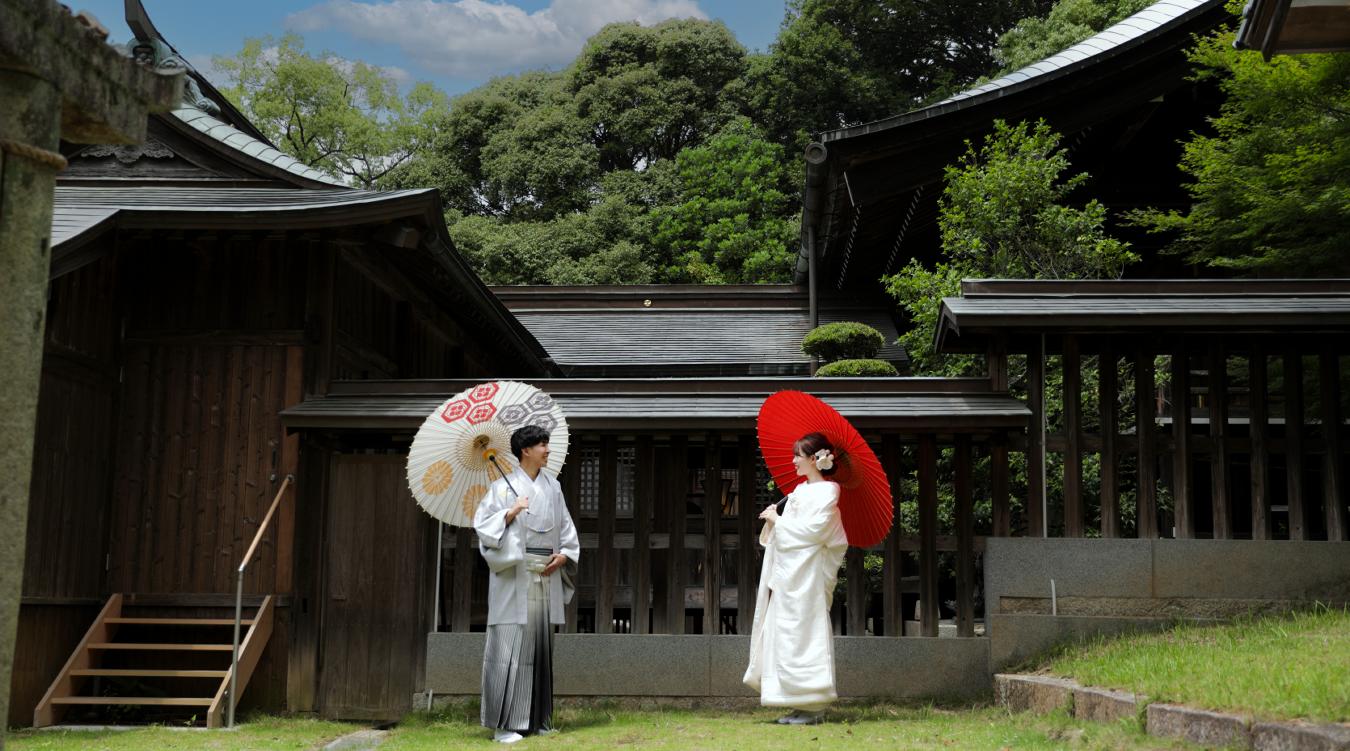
[14,0,1348,728]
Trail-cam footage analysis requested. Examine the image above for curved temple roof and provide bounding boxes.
[170,106,345,188]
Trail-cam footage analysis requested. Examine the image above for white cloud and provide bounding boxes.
[285,0,707,79]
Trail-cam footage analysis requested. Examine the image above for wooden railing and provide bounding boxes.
[229,473,293,727]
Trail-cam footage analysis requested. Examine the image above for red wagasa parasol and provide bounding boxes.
[756,390,893,548]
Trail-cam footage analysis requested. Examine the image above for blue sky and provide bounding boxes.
[75,0,790,95]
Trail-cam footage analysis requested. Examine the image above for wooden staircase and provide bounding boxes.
[34,593,275,728]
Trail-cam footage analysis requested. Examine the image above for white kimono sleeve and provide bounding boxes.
[773,484,841,551]
[474,484,523,574]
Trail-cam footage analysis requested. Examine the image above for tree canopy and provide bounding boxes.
[215,34,447,187]
[885,119,1135,373]
[1131,19,1350,276]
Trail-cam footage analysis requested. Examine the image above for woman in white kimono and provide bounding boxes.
[473,425,580,744]
[743,432,849,725]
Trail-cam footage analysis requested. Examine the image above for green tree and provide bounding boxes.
[884,119,1136,372]
[215,34,447,187]
[740,0,1053,150]
[993,0,1153,74]
[650,118,799,283]
[571,19,747,172]
[1131,21,1350,275]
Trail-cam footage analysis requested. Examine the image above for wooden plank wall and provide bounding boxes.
[1025,336,1348,540]
[12,256,121,727]
[319,456,433,720]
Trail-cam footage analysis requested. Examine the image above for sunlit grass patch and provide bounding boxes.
[1042,605,1350,723]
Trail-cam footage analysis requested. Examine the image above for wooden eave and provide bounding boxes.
[934,279,1350,353]
[280,377,1028,434]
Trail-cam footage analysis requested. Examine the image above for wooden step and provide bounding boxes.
[70,669,229,678]
[51,697,213,706]
[87,643,233,651]
[105,617,253,626]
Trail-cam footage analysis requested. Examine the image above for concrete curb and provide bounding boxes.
[995,674,1349,750]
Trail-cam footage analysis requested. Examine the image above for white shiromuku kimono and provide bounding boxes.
[473,466,579,733]
[743,480,849,711]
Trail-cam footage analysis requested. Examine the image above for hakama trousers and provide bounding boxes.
[481,560,553,733]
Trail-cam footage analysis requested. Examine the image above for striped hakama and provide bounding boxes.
[481,553,554,733]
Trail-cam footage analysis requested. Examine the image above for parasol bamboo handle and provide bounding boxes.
[488,453,519,497]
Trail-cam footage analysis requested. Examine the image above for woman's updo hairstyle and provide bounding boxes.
[793,432,838,476]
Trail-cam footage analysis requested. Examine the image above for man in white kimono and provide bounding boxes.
[473,425,579,744]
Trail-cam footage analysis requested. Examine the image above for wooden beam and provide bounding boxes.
[1063,336,1083,536]
[1172,349,1193,538]
[1136,349,1158,539]
[703,436,722,635]
[1250,348,1271,540]
[918,435,939,637]
[597,436,617,634]
[737,435,757,635]
[1321,352,1344,541]
[1285,353,1306,540]
[1209,341,1231,539]
[1027,342,1047,537]
[954,436,974,638]
[1099,348,1119,537]
[882,436,904,636]
[633,436,654,634]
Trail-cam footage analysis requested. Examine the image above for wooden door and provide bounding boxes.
[319,455,432,720]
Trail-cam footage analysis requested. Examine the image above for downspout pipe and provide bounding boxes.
[801,142,830,375]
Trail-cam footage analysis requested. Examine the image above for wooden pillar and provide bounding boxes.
[650,443,670,633]
[991,434,1011,538]
[1209,342,1231,539]
[1099,348,1119,537]
[954,437,975,638]
[988,337,1009,390]
[1250,347,1271,540]
[703,435,722,635]
[918,435,939,637]
[1027,340,1047,537]
[596,437,618,633]
[633,436,654,634]
[451,528,474,632]
[846,548,866,636]
[667,435,688,634]
[1063,336,1083,536]
[881,435,904,636]
[562,454,582,632]
[1172,349,1193,538]
[1320,352,1344,541]
[1285,354,1305,540]
[737,436,758,634]
[1135,349,1158,538]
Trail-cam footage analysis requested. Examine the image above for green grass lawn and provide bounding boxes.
[1040,606,1350,723]
[7,703,1197,751]
[5,716,360,751]
[380,700,1197,750]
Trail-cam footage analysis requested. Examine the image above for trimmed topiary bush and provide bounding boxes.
[801,321,886,362]
[815,359,898,377]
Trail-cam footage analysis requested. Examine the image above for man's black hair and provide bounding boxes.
[510,425,550,460]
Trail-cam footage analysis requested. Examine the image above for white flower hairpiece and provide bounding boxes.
[813,448,835,471]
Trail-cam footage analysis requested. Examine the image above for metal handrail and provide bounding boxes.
[229,473,293,728]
